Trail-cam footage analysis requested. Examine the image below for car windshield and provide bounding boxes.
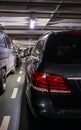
[44,33,81,64]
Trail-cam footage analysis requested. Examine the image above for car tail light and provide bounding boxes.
[47,73,71,94]
[32,71,48,92]
[31,71,71,94]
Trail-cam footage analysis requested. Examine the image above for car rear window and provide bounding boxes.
[44,33,81,64]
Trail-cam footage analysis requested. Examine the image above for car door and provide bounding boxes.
[5,34,15,72]
[0,32,9,69]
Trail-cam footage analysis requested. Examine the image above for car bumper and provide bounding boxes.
[26,88,81,119]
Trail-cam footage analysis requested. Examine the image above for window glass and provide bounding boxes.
[32,40,44,57]
[44,34,81,64]
[0,32,5,47]
[5,35,12,48]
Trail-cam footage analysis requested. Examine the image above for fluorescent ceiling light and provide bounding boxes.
[0,16,29,26]
[30,18,35,29]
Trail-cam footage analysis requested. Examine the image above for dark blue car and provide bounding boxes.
[25,30,81,119]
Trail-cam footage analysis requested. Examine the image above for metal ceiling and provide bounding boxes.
[0,0,81,40]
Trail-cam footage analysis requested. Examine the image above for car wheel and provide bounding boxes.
[0,69,6,93]
[11,64,16,74]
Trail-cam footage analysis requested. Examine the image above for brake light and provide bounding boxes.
[47,73,71,94]
[32,71,48,92]
[31,71,71,94]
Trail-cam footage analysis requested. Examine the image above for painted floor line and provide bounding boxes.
[0,116,11,130]
[17,76,21,82]
[19,70,23,74]
[11,88,18,99]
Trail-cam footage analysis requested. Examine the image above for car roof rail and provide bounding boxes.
[39,31,54,40]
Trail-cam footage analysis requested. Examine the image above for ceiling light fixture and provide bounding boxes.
[30,16,35,29]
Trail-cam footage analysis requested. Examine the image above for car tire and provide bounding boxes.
[11,63,16,74]
[0,69,6,93]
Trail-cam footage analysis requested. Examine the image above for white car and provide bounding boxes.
[0,30,16,94]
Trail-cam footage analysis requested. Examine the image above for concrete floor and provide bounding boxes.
[0,63,25,130]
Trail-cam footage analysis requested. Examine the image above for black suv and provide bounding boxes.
[0,30,16,94]
[25,30,81,119]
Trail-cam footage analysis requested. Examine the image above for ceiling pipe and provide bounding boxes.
[55,11,81,15]
[0,9,53,14]
[0,1,81,6]
[0,9,81,16]
[44,0,62,29]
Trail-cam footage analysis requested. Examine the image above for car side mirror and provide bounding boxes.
[32,56,40,62]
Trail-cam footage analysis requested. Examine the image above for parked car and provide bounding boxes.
[15,52,22,67]
[25,30,81,120]
[0,30,16,94]
[24,47,33,59]
[18,49,24,58]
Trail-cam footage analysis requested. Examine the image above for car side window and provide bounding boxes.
[5,35,12,49]
[32,40,44,58]
[0,32,6,47]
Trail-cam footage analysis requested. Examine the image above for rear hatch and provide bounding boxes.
[39,32,81,111]
[38,62,81,110]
